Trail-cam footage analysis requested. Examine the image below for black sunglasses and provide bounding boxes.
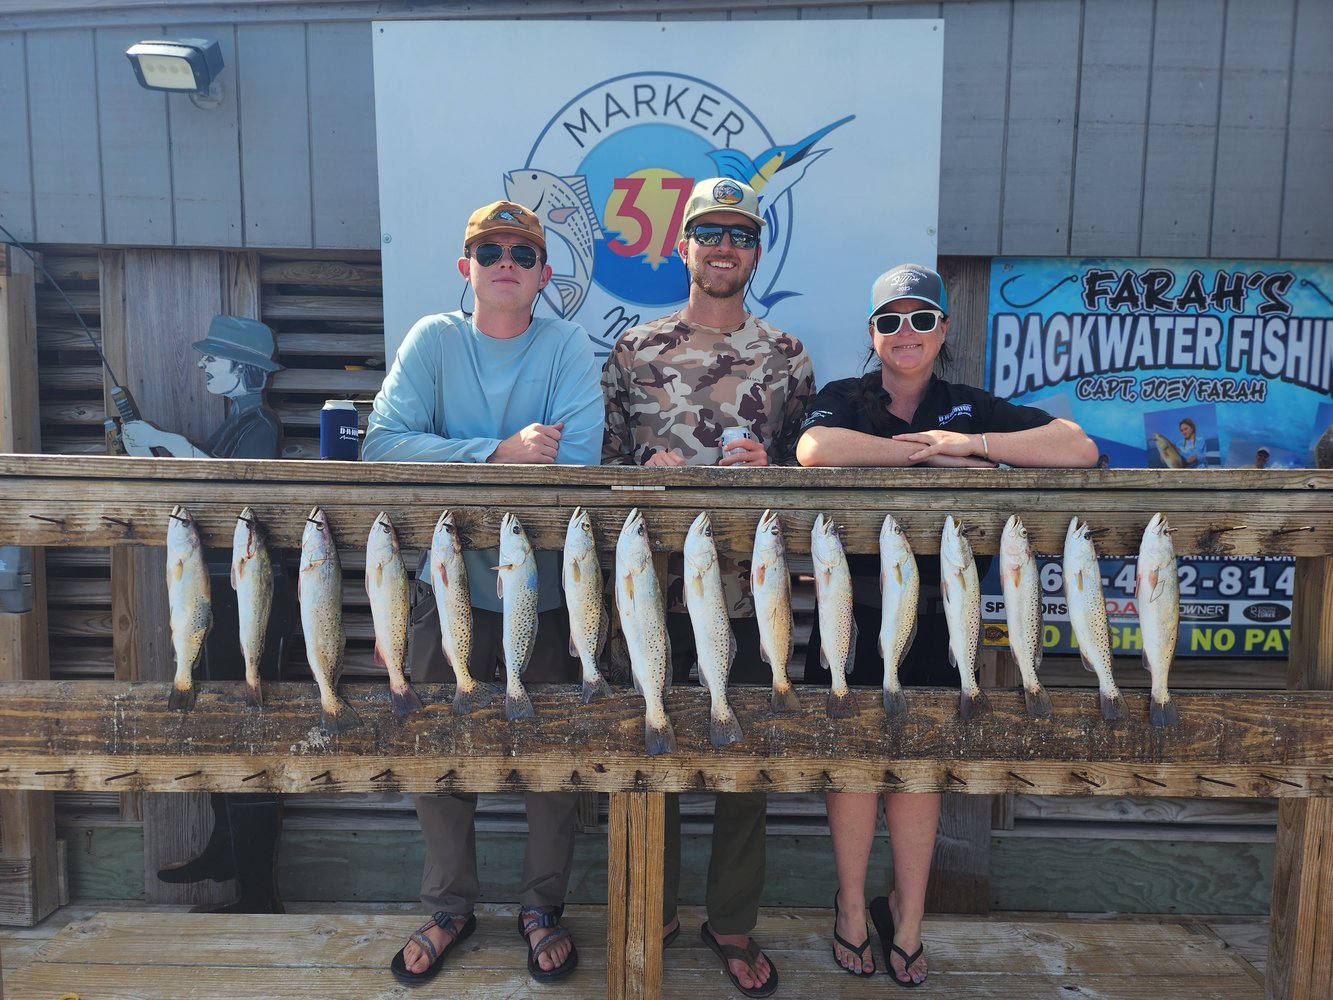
[687,224,760,250]
[468,242,541,269]
[873,309,945,336]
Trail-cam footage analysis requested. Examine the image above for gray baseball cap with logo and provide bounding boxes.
[869,263,948,317]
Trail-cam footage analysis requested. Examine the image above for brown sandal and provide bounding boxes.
[518,904,579,982]
[389,910,475,985]
[700,920,779,998]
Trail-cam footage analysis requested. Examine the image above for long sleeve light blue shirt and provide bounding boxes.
[364,311,603,612]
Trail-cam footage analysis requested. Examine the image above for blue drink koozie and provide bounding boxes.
[320,400,359,460]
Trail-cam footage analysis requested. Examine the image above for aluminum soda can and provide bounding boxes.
[320,400,360,460]
[721,427,755,448]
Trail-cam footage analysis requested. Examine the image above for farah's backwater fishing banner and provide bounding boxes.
[982,257,1333,658]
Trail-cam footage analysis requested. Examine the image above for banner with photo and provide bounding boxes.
[372,19,943,385]
[982,257,1333,658]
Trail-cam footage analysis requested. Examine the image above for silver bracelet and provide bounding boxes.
[981,433,991,461]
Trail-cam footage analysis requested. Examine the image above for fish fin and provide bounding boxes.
[244,680,263,708]
[373,642,387,670]
[230,561,240,589]
[631,670,644,697]
[709,705,744,748]
[505,684,536,721]
[883,688,908,719]
[1077,650,1097,674]
[707,147,759,183]
[550,277,584,317]
[623,573,634,602]
[819,645,831,673]
[1148,567,1167,603]
[451,682,494,716]
[663,631,674,691]
[1100,687,1126,722]
[1024,684,1053,718]
[877,631,885,661]
[546,205,577,225]
[569,633,579,657]
[959,687,992,721]
[435,561,448,589]
[581,672,612,704]
[645,715,677,756]
[728,629,737,669]
[496,572,504,599]
[1142,651,1152,674]
[596,601,609,660]
[390,682,425,719]
[562,174,605,238]
[842,622,857,678]
[771,685,801,714]
[755,563,767,588]
[947,645,958,672]
[168,684,197,712]
[827,688,857,719]
[1150,697,1179,727]
[320,696,362,735]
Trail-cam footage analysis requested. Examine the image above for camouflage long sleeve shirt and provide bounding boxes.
[601,311,816,615]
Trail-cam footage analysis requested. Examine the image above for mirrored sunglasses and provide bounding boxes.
[468,242,540,269]
[873,309,944,336]
[688,224,760,250]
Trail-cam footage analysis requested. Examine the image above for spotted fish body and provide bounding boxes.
[562,507,612,704]
[751,509,800,713]
[231,507,272,708]
[166,505,211,711]
[878,514,918,719]
[1136,513,1180,726]
[1063,517,1126,722]
[683,513,743,747]
[811,514,857,718]
[299,507,359,733]
[615,509,676,755]
[365,512,423,718]
[497,513,539,721]
[941,516,989,720]
[430,511,491,715]
[999,515,1052,717]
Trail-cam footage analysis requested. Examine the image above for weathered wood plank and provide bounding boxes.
[259,259,382,287]
[262,294,384,322]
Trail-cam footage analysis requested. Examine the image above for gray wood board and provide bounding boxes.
[0,32,34,241]
[1279,0,1333,260]
[307,22,378,250]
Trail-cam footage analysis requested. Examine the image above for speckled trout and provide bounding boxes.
[166,505,211,711]
[231,507,272,708]
[752,509,800,714]
[1136,513,1180,726]
[562,507,612,704]
[684,512,743,747]
[366,511,423,718]
[1063,517,1126,721]
[299,507,359,733]
[615,509,676,755]
[878,514,918,719]
[811,513,857,719]
[999,515,1052,717]
[941,516,990,720]
[496,513,539,721]
[430,511,491,715]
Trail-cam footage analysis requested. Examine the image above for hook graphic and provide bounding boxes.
[999,273,1079,309]
[1300,278,1333,309]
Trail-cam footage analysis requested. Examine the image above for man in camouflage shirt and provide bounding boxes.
[602,177,815,997]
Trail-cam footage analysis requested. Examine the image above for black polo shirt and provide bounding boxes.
[799,374,1055,439]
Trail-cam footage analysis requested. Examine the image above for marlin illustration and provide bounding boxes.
[505,169,604,320]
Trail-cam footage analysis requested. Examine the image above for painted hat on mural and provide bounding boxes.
[681,177,765,233]
[869,263,949,317]
[463,200,547,253]
[191,315,283,372]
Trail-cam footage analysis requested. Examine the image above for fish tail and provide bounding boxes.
[959,687,992,721]
[1150,696,1180,727]
[320,695,362,735]
[645,714,677,756]
[1024,683,1053,718]
[168,683,197,712]
[244,679,263,708]
[581,670,613,704]
[390,681,425,719]
[882,687,908,719]
[1100,686,1126,722]
[827,687,857,719]
[771,683,802,715]
[505,683,536,721]
[709,704,744,748]
[451,681,494,716]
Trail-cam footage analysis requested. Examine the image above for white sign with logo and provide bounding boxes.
[373,19,943,385]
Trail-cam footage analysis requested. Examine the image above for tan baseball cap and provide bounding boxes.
[463,200,546,253]
[680,177,765,233]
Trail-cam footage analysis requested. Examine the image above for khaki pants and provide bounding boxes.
[662,613,768,934]
[409,582,580,912]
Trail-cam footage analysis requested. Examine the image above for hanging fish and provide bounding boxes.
[1136,513,1180,726]
[752,509,800,714]
[999,515,1052,717]
[231,506,272,708]
[562,507,613,704]
[430,511,492,715]
[615,509,676,755]
[496,513,539,721]
[365,512,424,718]
[878,514,918,719]
[941,516,989,720]
[811,514,857,719]
[166,505,211,711]
[1063,517,1126,722]
[683,512,743,748]
[299,507,359,733]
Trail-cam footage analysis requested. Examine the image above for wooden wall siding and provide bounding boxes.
[3,1,1331,259]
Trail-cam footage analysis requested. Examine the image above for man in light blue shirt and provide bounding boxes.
[368,200,601,986]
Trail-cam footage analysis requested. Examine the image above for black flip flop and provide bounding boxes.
[700,920,779,998]
[390,910,476,985]
[869,896,925,988]
[519,904,580,982]
[832,890,876,976]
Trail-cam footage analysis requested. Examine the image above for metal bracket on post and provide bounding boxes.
[0,546,34,614]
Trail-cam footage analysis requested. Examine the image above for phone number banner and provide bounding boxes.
[981,257,1333,657]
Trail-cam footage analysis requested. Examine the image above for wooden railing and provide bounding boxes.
[0,455,1330,1000]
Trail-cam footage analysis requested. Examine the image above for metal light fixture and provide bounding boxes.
[126,38,224,108]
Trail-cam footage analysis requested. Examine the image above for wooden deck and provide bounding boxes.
[2,904,1266,998]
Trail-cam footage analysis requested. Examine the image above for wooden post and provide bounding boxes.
[607,792,664,1000]
[0,245,61,927]
[1267,555,1333,999]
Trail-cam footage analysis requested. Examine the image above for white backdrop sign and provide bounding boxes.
[373,19,943,385]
